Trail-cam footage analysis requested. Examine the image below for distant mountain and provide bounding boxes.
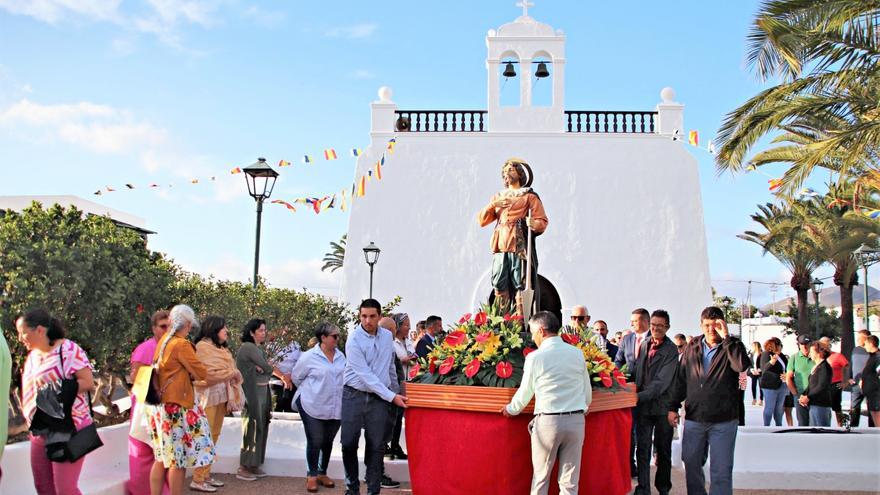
[759,284,880,313]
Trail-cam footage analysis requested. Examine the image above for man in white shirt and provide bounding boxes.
[502,311,592,495]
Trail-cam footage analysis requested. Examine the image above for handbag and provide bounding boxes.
[43,345,103,462]
[133,332,177,406]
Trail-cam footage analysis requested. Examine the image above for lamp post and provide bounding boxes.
[854,243,880,330]
[363,242,381,299]
[242,158,279,289]
[811,278,824,338]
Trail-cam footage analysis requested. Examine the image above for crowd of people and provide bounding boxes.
[8,301,880,495]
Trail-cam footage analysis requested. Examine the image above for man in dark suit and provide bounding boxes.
[633,309,678,495]
[615,308,651,477]
[415,315,442,358]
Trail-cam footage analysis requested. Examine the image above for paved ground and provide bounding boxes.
[198,467,880,495]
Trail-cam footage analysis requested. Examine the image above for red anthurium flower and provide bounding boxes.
[496,361,513,378]
[408,363,420,380]
[503,313,512,321]
[523,347,536,357]
[444,330,468,347]
[474,311,488,326]
[599,371,613,388]
[439,356,455,375]
[465,358,481,378]
[612,369,627,386]
[510,315,523,321]
[475,331,491,344]
[458,313,472,324]
[429,357,437,374]
[561,334,580,345]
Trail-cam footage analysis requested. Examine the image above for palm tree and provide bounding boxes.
[715,1,880,194]
[321,234,346,273]
[794,185,869,358]
[739,202,824,335]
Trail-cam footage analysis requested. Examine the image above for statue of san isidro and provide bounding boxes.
[477,158,548,315]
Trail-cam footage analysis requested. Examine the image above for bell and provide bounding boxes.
[502,62,517,78]
[535,62,550,78]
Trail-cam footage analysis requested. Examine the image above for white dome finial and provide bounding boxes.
[660,87,676,103]
[378,86,393,103]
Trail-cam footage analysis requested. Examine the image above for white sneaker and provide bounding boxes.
[190,481,218,493]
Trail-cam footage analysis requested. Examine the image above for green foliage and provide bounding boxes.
[782,303,841,340]
[0,203,177,377]
[321,234,346,273]
[0,202,357,380]
[172,273,354,360]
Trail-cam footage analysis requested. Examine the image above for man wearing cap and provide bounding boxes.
[502,311,592,495]
[786,335,815,426]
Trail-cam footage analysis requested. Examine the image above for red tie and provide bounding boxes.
[635,335,643,358]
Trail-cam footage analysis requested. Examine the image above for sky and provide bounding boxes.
[0,0,871,312]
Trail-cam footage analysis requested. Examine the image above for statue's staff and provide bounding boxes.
[521,214,535,322]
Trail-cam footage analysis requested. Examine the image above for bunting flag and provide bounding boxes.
[386,139,396,153]
[351,148,363,157]
[323,195,336,211]
[688,130,698,147]
[278,160,291,167]
[671,129,680,141]
[368,170,373,179]
[231,167,243,174]
[271,199,297,213]
[106,186,116,192]
[125,184,135,189]
[376,160,383,180]
[357,176,366,197]
[312,197,325,214]
[799,188,820,198]
[93,190,102,196]
[768,178,783,191]
[191,179,199,184]
[707,140,716,154]
[294,198,309,205]
[150,183,159,188]
[303,155,313,164]
[324,149,338,160]
[340,189,348,212]
[867,209,880,219]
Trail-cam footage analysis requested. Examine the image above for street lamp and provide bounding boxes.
[811,278,824,338]
[363,242,381,299]
[242,158,279,289]
[854,243,880,329]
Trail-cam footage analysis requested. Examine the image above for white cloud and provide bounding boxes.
[324,23,377,39]
[0,98,167,153]
[184,254,342,295]
[350,69,376,80]
[0,0,218,49]
[0,0,122,24]
[243,5,284,28]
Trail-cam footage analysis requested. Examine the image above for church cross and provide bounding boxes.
[516,0,534,17]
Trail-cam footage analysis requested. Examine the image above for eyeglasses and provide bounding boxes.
[571,316,586,321]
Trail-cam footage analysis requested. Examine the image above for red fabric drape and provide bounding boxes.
[405,407,631,495]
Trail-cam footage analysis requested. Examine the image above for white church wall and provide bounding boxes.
[340,131,712,333]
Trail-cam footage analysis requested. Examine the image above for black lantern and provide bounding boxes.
[363,242,381,298]
[242,158,279,289]
[811,277,824,338]
[243,157,279,201]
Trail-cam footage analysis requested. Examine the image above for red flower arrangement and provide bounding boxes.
[465,359,481,378]
[439,356,455,375]
[495,361,513,378]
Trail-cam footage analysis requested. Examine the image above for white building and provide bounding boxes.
[0,195,155,240]
[340,8,712,332]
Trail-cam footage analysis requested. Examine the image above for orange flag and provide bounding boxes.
[357,176,366,197]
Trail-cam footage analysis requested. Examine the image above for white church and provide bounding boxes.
[340,6,713,332]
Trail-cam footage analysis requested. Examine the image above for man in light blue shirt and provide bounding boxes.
[341,299,408,495]
[503,311,591,495]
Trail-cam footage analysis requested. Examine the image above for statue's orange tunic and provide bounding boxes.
[478,190,548,255]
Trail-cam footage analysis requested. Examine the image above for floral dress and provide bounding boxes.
[146,402,215,468]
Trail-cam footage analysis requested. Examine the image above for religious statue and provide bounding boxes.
[478,158,548,316]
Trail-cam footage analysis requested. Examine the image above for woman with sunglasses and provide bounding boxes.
[128,310,171,495]
[291,323,346,493]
